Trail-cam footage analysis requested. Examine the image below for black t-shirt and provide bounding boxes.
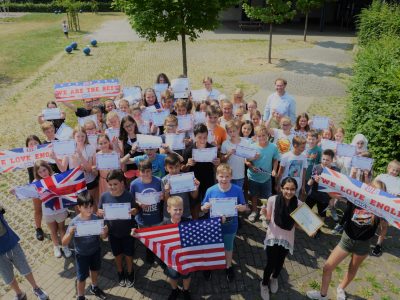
[42,140,61,174]
[75,107,92,118]
[99,190,137,238]
[183,142,216,199]
[343,202,380,241]
[122,137,140,171]
[28,167,35,183]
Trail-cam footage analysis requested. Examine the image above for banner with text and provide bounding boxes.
[318,167,400,229]
[0,144,55,173]
[54,79,120,102]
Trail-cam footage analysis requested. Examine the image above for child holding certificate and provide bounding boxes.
[206,106,227,148]
[201,164,247,282]
[259,177,302,299]
[219,100,235,129]
[62,193,108,300]
[305,130,322,192]
[98,170,138,288]
[269,117,295,155]
[40,121,61,173]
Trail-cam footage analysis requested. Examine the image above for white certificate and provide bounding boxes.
[105,128,120,141]
[75,219,104,237]
[194,111,206,124]
[312,116,330,130]
[96,153,120,170]
[52,139,76,156]
[78,114,98,128]
[14,184,39,200]
[351,156,374,171]
[321,139,337,151]
[55,123,73,141]
[43,108,62,120]
[103,203,131,220]
[235,144,258,159]
[154,83,169,100]
[142,106,157,122]
[193,147,217,162]
[207,131,215,144]
[169,172,196,194]
[123,86,142,104]
[151,110,170,127]
[115,109,128,120]
[171,78,190,98]
[336,143,356,157]
[290,204,324,237]
[191,89,207,102]
[88,134,99,147]
[135,191,161,205]
[210,198,237,218]
[165,133,185,150]
[177,115,193,131]
[137,134,162,149]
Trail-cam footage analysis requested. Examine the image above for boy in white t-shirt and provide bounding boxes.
[276,136,308,197]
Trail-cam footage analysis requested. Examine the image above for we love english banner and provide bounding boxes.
[0,144,55,173]
[318,167,400,229]
[54,79,120,102]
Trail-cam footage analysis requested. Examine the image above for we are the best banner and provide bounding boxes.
[318,168,400,229]
[54,79,120,102]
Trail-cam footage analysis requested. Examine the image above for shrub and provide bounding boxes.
[7,2,115,12]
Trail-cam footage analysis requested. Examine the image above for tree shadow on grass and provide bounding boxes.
[277,59,353,77]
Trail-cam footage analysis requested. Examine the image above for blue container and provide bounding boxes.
[70,42,78,50]
[90,39,97,47]
[65,46,73,53]
[83,47,91,55]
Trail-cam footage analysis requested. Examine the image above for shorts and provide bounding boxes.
[75,249,102,281]
[43,210,68,224]
[223,233,236,252]
[86,177,99,190]
[338,231,371,256]
[0,244,32,285]
[109,235,135,257]
[248,179,271,198]
[305,192,329,218]
[165,267,191,280]
[231,178,244,189]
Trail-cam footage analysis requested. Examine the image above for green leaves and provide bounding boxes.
[296,0,324,14]
[242,0,296,24]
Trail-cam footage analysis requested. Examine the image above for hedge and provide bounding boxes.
[7,2,116,12]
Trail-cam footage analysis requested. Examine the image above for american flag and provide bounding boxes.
[135,218,226,274]
[32,167,86,211]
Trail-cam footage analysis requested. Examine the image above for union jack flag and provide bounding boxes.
[32,168,86,211]
[134,218,226,274]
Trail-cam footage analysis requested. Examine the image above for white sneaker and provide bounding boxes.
[248,211,258,223]
[269,276,278,293]
[262,220,268,229]
[260,281,269,300]
[53,246,62,258]
[259,213,266,221]
[63,246,72,258]
[337,287,346,300]
[306,290,328,300]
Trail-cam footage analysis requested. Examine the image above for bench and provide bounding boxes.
[238,21,263,31]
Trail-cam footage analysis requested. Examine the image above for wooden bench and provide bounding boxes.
[238,21,263,31]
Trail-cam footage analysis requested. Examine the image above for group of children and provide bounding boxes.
[1,74,399,300]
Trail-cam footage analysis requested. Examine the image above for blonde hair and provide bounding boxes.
[167,196,184,208]
[216,163,232,176]
[279,116,291,125]
[222,100,233,108]
[84,119,97,130]
[174,99,188,110]
[232,88,244,100]
[40,121,55,132]
[106,111,119,123]
[164,114,178,125]
[388,159,400,171]
[254,124,269,136]
[73,126,89,145]
[119,99,129,109]
[202,76,213,83]
[225,120,239,131]
[371,179,387,192]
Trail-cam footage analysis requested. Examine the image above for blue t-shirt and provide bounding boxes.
[202,184,246,234]
[67,214,101,256]
[0,214,20,255]
[247,142,280,183]
[130,176,163,226]
[132,153,167,178]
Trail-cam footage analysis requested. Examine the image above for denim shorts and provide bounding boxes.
[0,243,31,285]
[338,231,371,256]
[248,179,271,198]
[75,249,102,281]
[165,267,191,280]
[223,233,236,251]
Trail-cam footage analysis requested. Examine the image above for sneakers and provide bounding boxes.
[77,296,87,300]
[306,290,328,300]
[89,285,107,300]
[226,266,235,282]
[259,213,266,221]
[262,220,268,229]
[330,207,339,222]
[331,224,344,234]
[33,287,49,300]
[183,289,191,300]
[371,244,383,257]
[14,292,27,300]
[269,276,278,294]
[118,271,126,287]
[35,228,44,241]
[203,270,212,281]
[248,211,258,223]
[168,288,180,300]
[260,281,269,300]
[126,271,135,288]
[62,246,72,258]
[53,246,62,258]
[337,287,346,300]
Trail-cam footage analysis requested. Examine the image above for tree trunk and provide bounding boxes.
[181,32,188,76]
[304,12,308,42]
[268,23,272,64]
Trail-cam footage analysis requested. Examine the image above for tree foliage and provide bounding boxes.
[56,0,82,31]
[242,0,295,63]
[113,0,238,75]
[296,0,324,41]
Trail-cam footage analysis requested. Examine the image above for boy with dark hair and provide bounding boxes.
[62,193,108,300]
[305,130,322,188]
[98,170,138,288]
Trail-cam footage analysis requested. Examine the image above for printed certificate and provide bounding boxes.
[103,203,131,220]
[165,133,185,150]
[192,147,217,162]
[43,108,62,120]
[52,140,76,156]
[75,219,104,237]
[177,115,193,131]
[78,114,98,128]
[336,143,357,157]
[235,144,258,159]
[290,204,324,237]
[14,184,39,200]
[312,116,330,130]
[105,128,120,141]
[210,198,237,218]
[96,153,120,170]
[151,110,170,127]
[351,156,374,171]
[169,172,196,194]
[321,139,337,151]
[136,134,162,149]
